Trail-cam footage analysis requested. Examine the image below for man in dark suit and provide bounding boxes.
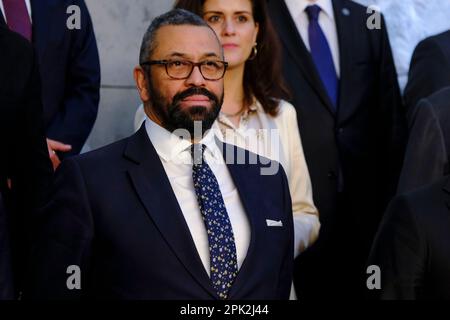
[0,0,100,168]
[404,30,450,116]
[397,87,450,194]
[27,9,294,300]
[398,32,450,194]
[267,0,406,298]
[368,175,450,299]
[0,26,53,299]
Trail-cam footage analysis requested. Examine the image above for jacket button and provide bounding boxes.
[328,171,337,179]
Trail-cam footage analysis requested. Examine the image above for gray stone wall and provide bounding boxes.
[84,0,174,152]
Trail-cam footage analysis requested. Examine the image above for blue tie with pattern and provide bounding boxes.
[306,5,339,109]
[191,144,238,300]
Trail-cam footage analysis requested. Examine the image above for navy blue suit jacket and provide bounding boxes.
[27,126,294,299]
[0,0,101,156]
[369,176,450,299]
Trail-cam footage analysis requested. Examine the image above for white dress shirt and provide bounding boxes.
[144,117,251,277]
[285,0,340,77]
[135,101,320,258]
[0,0,32,22]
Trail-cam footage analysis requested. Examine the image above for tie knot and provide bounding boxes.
[305,4,322,22]
[191,144,206,165]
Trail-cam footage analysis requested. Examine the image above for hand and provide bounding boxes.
[47,138,72,170]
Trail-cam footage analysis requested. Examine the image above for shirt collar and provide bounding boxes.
[285,0,335,21]
[144,116,221,163]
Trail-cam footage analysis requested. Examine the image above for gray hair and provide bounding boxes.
[139,9,218,64]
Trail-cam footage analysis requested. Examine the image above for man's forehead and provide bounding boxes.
[153,24,222,59]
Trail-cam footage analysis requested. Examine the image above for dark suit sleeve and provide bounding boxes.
[13,46,53,209]
[26,158,94,299]
[397,99,447,194]
[277,165,294,300]
[367,195,426,300]
[404,38,450,113]
[46,0,100,156]
[375,14,407,212]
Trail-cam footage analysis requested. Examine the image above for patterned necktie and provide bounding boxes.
[306,5,339,109]
[3,0,32,41]
[191,144,238,300]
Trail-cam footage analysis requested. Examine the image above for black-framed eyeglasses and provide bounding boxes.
[141,59,228,81]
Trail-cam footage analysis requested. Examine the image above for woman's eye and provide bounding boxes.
[207,15,221,23]
[237,15,248,23]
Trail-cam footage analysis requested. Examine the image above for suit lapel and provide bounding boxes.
[30,0,52,57]
[124,130,272,299]
[217,143,263,299]
[124,126,218,299]
[268,0,336,116]
[333,0,356,124]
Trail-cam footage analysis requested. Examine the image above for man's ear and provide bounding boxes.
[134,66,150,102]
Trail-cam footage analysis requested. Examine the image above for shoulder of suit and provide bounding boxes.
[414,30,450,58]
[427,30,450,47]
[422,87,450,114]
[69,136,130,167]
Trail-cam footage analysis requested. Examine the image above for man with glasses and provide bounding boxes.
[27,9,294,300]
